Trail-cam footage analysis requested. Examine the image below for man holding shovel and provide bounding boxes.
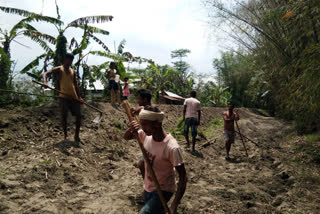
[124,106,187,214]
[223,103,239,160]
[131,89,153,180]
[42,53,84,142]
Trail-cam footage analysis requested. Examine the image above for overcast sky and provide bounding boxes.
[0,0,223,76]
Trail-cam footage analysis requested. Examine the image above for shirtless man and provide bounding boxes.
[43,53,84,142]
[124,106,187,214]
[223,103,239,160]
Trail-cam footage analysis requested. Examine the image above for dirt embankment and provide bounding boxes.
[0,103,319,214]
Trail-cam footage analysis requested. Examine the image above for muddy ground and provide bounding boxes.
[0,102,319,214]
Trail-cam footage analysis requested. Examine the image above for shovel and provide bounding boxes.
[32,80,103,123]
[235,120,249,157]
[122,100,171,214]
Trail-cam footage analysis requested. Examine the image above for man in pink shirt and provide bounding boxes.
[124,106,187,214]
[183,90,201,152]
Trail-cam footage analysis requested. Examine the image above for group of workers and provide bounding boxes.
[42,53,240,213]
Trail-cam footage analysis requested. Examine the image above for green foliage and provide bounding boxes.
[0,78,50,107]
[38,159,52,166]
[113,119,126,130]
[132,50,195,101]
[54,33,67,66]
[304,134,320,143]
[0,6,61,93]
[0,48,11,89]
[170,117,185,139]
[213,52,255,107]
[169,49,193,96]
[205,0,320,133]
[202,118,224,139]
[294,144,320,164]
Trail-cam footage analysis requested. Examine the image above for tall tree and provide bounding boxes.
[204,0,320,133]
[170,48,193,96]
[171,48,191,74]
[19,2,113,94]
[0,6,61,89]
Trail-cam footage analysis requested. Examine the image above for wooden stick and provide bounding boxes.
[122,100,171,214]
[32,80,104,114]
[235,121,249,157]
[234,130,260,147]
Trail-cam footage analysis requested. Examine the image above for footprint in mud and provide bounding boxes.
[190,150,204,158]
[54,140,80,156]
[225,156,244,164]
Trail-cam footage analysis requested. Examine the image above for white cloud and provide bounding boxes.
[0,0,222,75]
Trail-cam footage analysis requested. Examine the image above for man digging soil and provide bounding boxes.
[42,53,84,142]
[124,106,187,214]
[223,103,240,160]
[131,89,153,180]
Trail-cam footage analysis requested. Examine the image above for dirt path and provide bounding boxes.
[0,103,319,213]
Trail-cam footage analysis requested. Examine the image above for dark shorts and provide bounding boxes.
[59,98,81,117]
[109,80,119,90]
[140,190,173,214]
[224,130,235,144]
[184,117,198,137]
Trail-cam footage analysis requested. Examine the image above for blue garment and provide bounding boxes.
[140,190,173,214]
[184,117,198,137]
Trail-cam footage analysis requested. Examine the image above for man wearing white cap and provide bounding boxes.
[124,106,187,214]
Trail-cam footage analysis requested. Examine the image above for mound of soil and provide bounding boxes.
[0,102,319,213]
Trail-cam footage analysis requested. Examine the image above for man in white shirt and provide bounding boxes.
[183,91,201,152]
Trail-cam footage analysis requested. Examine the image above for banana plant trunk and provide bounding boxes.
[52,33,68,95]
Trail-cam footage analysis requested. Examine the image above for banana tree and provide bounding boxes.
[212,86,232,107]
[20,2,113,93]
[0,6,61,89]
[90,39,136,80]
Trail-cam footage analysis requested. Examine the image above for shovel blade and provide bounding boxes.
[92,113,102,123]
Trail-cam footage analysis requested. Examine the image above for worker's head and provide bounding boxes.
[139,106,164,136]
[228,103,234,111]
[63,53,74,67]
[124,77,129,82]
[137,89,152,106]
[110,62,116,70]
[190,90,197,98]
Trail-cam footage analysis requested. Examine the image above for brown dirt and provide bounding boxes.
[0,102,319,214]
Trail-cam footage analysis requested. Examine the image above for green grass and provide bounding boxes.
[257,109,271,117]
[170,117,184,138]
[291,133,320,165]
[113,119,126,130]
[38,159,52,166]
[290,211,307,214]
[304,133,320,143]
[202,118,224,139]
[0,169,8,176]
[170,117,224,140]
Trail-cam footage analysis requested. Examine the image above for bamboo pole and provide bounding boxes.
[235,120,249,157]
[234,130,260,147]
[122,100,171,214]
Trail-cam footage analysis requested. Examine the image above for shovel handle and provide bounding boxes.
[122,100,171,214]
[32,80,69,97]
[235,121,249,157]
[32,80,103,113]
